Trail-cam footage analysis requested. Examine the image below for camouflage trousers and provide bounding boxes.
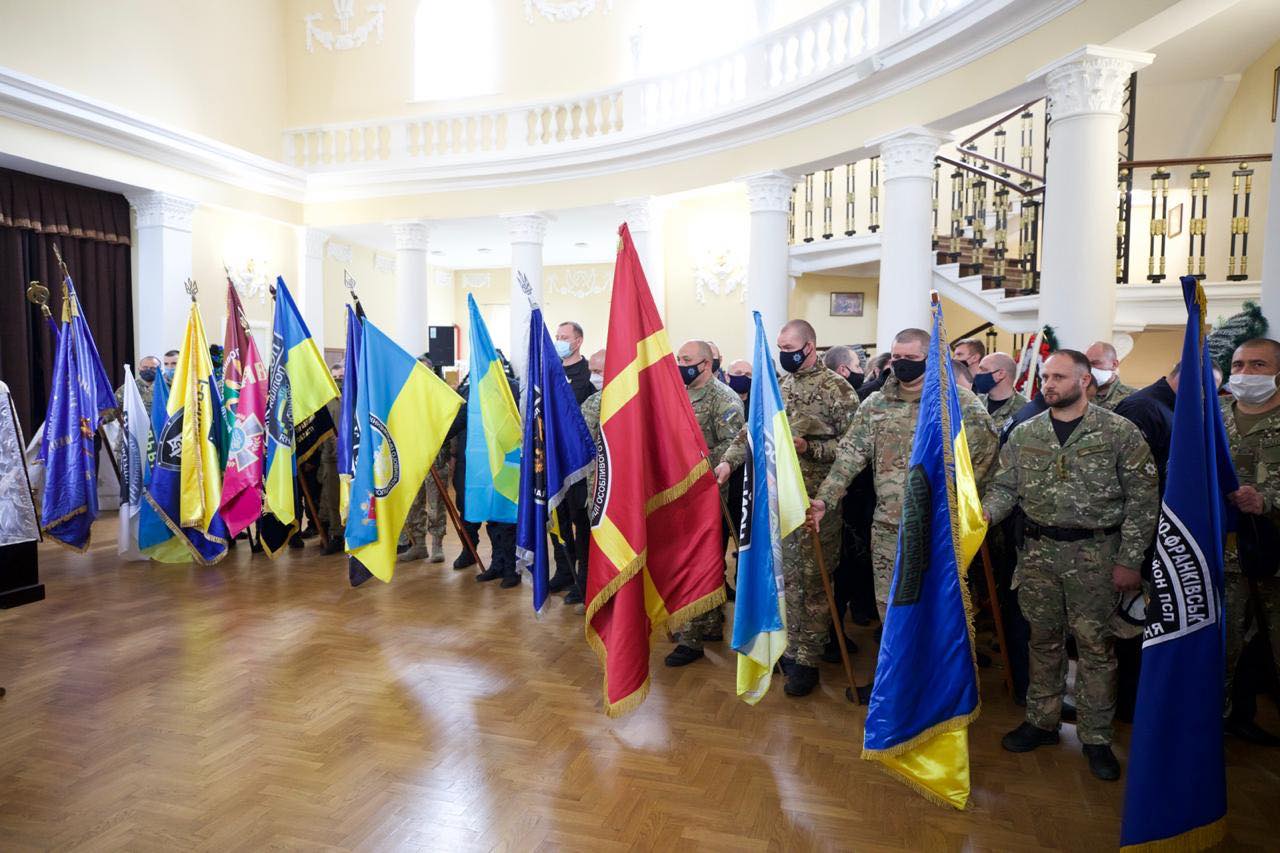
[870,519,900,616]
[780,499,842,666]
[679,605,725,651]
[316,456,341,536]
[1016,533,1120,746]
[1224,569,1280,715]
[405,474,447,543]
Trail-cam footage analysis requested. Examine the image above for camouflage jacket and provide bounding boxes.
[723,363,859,495]
[1220,397,1280,519]
[114,379,154,417]
[688,378,744,466]
[815,376,998,526]
[581,390,602,451]
[1094,379,1136,411]
[983,404,1159,570]
[985,390,1029,436]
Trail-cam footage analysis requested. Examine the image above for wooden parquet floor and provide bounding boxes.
[2,517,1278,852]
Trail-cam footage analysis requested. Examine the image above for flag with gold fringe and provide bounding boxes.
[585,223,725,716]
[862,294,985,809]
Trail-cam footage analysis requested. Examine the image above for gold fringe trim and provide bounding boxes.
[1120,819,1227,853]
[644,458,709,515]
[296,426,335,465]
[141,491,227,566]
[861,705,981,759]
[665,585,727,631]
[865,759,969,811]
[259,518,299,560]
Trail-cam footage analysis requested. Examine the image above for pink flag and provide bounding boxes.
[219,280,268,537]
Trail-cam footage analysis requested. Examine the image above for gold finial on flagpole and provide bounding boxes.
[51,243,70,279]
[26,281,52,320]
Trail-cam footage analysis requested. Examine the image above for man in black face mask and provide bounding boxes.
[666,340,745,666]
[715,320,860,696]
[116,355,161,414]
[822,345,864,391]
[809,328,999,626]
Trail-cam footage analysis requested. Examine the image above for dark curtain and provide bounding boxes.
[0,167,133,436]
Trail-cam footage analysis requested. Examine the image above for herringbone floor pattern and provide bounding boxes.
[1,516,1277,851]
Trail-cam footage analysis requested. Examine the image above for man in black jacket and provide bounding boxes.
[549,320,594,605]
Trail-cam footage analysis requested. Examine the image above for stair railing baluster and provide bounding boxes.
[1228,162,1254,281]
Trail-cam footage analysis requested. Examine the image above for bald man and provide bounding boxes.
[973,352,1028,434]
[1086,341,1135,411]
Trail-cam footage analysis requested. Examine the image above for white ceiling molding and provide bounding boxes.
[327,240,353,262]
[433,268,454,287]
[374,253,396,274]
[462,272,492,289]
[305,1,386,53]
[693,250,747,305]
[524,0,613,24]
[546,267,607,298]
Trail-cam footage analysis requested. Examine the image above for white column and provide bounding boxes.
[390,221,430,356]
[126,191,198,362]
[505,213,548,379]
[618,197,664,318]
[743,172,793,348]
[867,126,950,353]
[296,227,327,349]
[1031,45,1153,349]
[1261,94,1280,330]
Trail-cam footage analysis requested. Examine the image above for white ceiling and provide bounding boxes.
[1140,0,1280,85]
[324,203,629,270]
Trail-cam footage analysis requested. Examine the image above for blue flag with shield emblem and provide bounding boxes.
[1120,276,1238,851]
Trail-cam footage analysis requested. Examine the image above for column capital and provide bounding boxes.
[616,197,654,232]
[1029,45,1153,121]
[742,171,794,214]
[303,228,328,261]
[503,213,549,244]
[866,127,951,181]
[391,221,431,251]
[125,191,199,231]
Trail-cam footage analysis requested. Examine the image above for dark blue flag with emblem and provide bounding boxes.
[39,274,117,551]
[1120,276,1237,851]
[514,291,597,613]
[337,302,374,586]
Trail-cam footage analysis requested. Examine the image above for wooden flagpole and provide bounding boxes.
[978,541,1015,697]
[431,466,485,573]
[811,529,866,705]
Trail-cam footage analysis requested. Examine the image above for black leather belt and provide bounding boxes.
[1024,520,1122,542]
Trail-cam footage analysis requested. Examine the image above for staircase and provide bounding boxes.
[930,235,1040,333]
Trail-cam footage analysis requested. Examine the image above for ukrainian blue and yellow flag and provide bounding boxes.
[731,311,808,703]
[138,355,190,563]
[863,294,986,810]
[465,293,522,523]
[142,298,229,564]
[344,317,463,582]
[264,276,339,526]
[337,303,363,524]
[1120,276,1236,851]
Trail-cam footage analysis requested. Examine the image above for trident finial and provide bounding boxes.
[51,243,70,278]
[184,278,198,302]
[517,271,538,309]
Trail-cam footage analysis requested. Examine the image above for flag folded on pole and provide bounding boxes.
[137,359,188,562]
[337,303,363,525]
[118,365,151,560]
[514,290,597,612]
[585,224,725,716]
[219,280,269,537]
[143,299,229,564]
[344,317,462,582]
[862,296,985,810]
[264,276,339,528]
[1120,275,1236,852]
[731,311,809,704]
[39,274,117,550]
[466,293,522,524]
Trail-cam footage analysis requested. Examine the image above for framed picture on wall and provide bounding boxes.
[830,292,865,317]
[1168,203,1184,238]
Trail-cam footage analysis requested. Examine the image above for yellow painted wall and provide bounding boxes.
[1120,329,1182,388]
[320,241,396,348]
[790,274,878,353]
[0,0,288,160]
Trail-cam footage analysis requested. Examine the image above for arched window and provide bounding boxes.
[413,0,499,101]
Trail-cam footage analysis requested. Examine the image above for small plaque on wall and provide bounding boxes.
[830,292,864,317]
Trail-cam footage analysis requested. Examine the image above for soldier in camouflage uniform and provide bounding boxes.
[1219,339,1280,744]
[810,328,999,616]
[115,355,160,415]
[1086,341,1136,411]
[666,340,745,667]
[400,356,451,563]
[718,319,859,696]
[973,352,1029,435]
[982,350,1158,782]
[317,369,344,554]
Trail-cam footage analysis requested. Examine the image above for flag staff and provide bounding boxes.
[811,529,867,704]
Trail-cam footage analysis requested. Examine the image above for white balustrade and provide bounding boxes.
[281,0,974,170]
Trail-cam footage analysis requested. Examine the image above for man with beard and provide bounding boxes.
[982,349,1158,782]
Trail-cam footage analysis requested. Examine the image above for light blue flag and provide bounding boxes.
[464,293,522,523]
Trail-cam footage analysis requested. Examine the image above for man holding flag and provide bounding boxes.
[984,348,1159,781]
[731,311,809,702]
[586,225,724,716]
[1120,276,1238,849]
[515,276,597,611]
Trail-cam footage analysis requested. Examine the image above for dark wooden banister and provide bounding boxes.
[1119,154,1272,169]
[935,155,1045,196]
[959,99,1043,148]
[949,149,1044,184]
